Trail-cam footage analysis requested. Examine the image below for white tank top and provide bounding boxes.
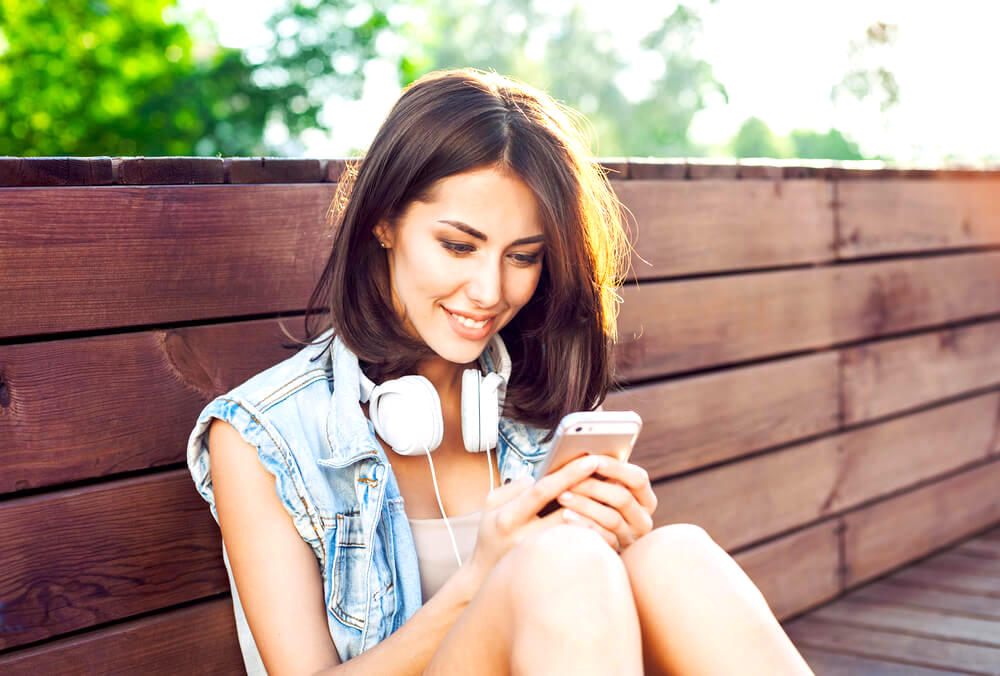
[407,510,481,602]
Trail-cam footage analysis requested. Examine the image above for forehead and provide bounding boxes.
[411,167,544,236]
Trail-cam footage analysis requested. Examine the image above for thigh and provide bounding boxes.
[423,551,519,675]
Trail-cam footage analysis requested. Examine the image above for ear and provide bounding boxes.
[373,221,394,248]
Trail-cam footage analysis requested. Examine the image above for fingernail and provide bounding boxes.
[563,509,580,522]
[584,456,599,471]
[558,491,572,503]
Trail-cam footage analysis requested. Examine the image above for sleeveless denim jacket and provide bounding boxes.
[187,330,552,669]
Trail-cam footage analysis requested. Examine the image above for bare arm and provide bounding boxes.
[210,419,604,675]
[208,419,481,675]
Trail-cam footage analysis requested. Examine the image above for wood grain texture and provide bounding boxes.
[614,269,836,380]
[0,320,298,494]
[653,393,1000,551]
[0,157,113,187]
[917,551,1000,578]
[806,598,1000,646]
[0,184,335,338]
[846,579,1000,620]
[843,320,1000,424]
[797,648,969,676]
[830,252,1000,342]
[955,536,1000,558]
[115,157,224,185]
[625,158,687,179]
[888,567,1000,596]
[0,470,228,650]
[227,157,325,183]
[607,352,839,479]
[613,179,835,279]
[786,618,1000,674]
[838,179,1000,257]
[615,252,1000,380]
[684,161,740,180]
[734,520,842,621]
[0,598,243,675]
[842,459,1000,586]
[737,163,785,180]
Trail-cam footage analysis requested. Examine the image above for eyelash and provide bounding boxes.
[440,240,541,266]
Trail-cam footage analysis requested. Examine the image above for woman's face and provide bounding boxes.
[377,166,545,367]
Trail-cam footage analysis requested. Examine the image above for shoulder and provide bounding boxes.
[186,331,354,551]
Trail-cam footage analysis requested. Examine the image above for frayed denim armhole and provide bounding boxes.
[186,396,326,559]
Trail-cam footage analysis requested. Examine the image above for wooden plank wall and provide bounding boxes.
[2,157,999,672]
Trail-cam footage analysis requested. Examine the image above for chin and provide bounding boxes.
[432,336,490,365]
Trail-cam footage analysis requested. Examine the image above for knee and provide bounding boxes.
[504,525,638,639]
[622,523,725,580]
[509,524,630,597]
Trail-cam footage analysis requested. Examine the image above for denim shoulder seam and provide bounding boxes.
[218,396,326,559]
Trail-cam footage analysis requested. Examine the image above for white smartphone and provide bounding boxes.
[536,410,643,477]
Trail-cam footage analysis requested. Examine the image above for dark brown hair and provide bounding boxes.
[300,68,628,431]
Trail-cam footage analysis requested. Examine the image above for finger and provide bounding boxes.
[525,506,618,550]
[561,508,620,550]
[484,475,534,509]
[504,455,601,525]
[557,491,635,548]
[591,458,658,514]
[568,477,654,538]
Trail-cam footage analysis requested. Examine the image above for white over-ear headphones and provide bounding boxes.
[358,334,511,456]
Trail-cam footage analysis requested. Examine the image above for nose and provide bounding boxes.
[465,257,503,309]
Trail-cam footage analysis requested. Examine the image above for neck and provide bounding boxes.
[416,355,471,405]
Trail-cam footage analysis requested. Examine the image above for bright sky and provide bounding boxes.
[183,0,1000,163]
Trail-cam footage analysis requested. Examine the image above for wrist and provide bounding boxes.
[451,556,486,602]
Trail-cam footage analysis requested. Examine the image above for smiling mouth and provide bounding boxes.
[445,308,494,329]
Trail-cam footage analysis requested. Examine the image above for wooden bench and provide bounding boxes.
[2,156,1000,672]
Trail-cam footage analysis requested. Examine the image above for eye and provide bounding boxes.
[441,240,475,255]
[509,251,542,266]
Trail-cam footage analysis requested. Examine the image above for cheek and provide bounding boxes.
[391,246,458,306]
[507,267,543,308]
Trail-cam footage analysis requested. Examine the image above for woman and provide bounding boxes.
[187,68,813,675]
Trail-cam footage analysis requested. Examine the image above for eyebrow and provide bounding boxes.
[438,219,545,246]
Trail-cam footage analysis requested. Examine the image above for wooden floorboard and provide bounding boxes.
[799,648,970,676]
[786,525,1000,675]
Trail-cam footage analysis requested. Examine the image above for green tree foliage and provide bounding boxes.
[0,0,388,155]
[788,128,863,160]
[245,0,391,147]
[398,0,727,157]
[729,117,785,158]
[729,116,866,160]
[832,22,899,113]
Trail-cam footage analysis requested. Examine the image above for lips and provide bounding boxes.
[444,306,495,339]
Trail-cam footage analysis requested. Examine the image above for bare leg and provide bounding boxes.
[621,524,814,675]
[426,524,643,675]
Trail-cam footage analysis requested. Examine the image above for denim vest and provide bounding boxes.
[187,330,552,669]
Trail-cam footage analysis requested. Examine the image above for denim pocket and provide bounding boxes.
[329,512,367,630]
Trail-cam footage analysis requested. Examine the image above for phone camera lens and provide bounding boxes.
[574,426,583,432]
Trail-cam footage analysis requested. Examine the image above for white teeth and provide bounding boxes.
[449,310,488,329]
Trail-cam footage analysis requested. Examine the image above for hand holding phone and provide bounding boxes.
[536,410,642,477]
[536,410,642,516]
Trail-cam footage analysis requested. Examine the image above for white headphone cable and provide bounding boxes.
[423,445,463,567]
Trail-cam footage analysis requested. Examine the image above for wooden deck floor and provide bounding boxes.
[784,525,1000,675]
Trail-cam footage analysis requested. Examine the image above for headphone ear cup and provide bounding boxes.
[461,369,500,453]
[369,375,443,455]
